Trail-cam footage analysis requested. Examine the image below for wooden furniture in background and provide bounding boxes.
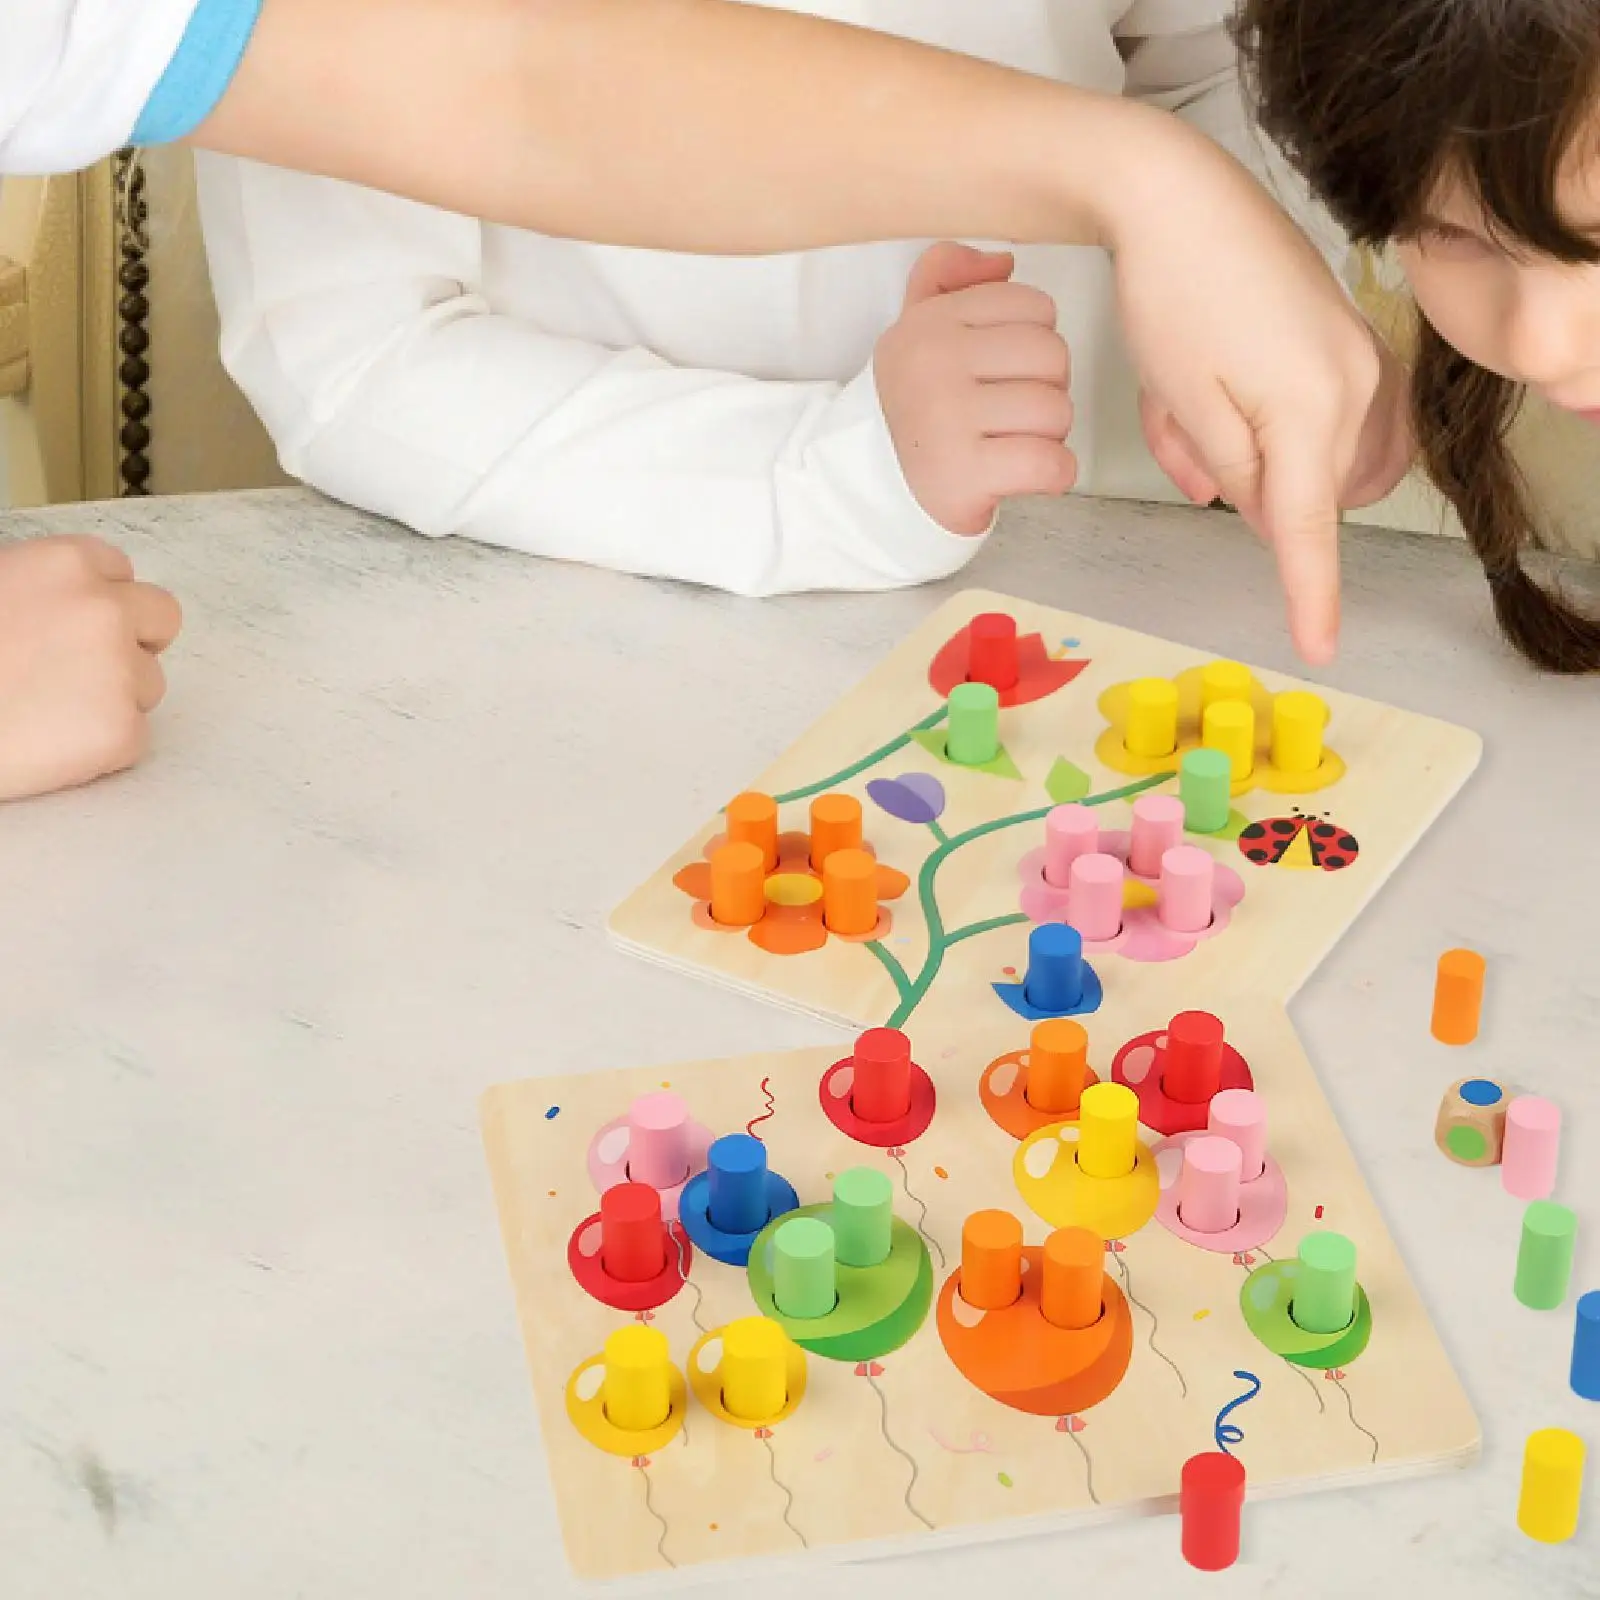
[0,149,284,510]
[0,163,122,504]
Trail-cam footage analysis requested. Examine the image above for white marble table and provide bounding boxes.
[0,488,1594,1599]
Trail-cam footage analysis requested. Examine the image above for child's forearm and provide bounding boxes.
[192,0,1173,256]
[195,0,1375,666]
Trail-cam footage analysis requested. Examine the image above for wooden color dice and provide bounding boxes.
[1435,1077,1507,1167]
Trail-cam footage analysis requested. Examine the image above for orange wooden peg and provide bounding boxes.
[1432,948,1486,1044]
[1028,1019,1089,1114]
[710,841,766,926]
[810,794,863,872]
[822,848,878,935]
[960,1210,1024,1310]
[726,792,779,871]
[1041,1227,1103,1331]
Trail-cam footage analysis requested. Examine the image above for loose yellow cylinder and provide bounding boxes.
[1203,699,1255,783]
[1517,1428,1585,1544]
[1200,661,1253,712]
[1271,691,1326,774]
[602,1325,673,1432]
[1077,1081,1139,1180]
[1126,678,1179,759]
[721,1316,789,1422]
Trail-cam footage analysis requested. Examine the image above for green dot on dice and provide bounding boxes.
[772,1216,837,1319]
[1515,1201,1577,1311]
[1180,747,1233,833]
[1446,1124,1487,1162]
[1292,1231,1357,1335]
[832,1167,893,1268]
[946,682,1000,767]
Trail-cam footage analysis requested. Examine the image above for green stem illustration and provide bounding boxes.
[947,912,1030,947]
[772,706,948,807]
[739,692,1178,1029]
[879,771,1174,1030]
[862,938,915,1006]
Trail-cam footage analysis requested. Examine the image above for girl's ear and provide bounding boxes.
[1413,319,1600,674]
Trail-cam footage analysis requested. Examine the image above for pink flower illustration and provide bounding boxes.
[1016,825,1244,963]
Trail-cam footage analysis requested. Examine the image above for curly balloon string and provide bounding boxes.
[1213,1370,1262,1455]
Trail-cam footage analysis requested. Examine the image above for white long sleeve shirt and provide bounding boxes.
[197,0,1349,598]
[0,0,262,174]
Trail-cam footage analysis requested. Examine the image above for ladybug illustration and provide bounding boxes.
[1238,807,1360,872]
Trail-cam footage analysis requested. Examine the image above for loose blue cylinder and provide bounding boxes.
[706,1134,770,1235]
[1573,1290,1600,1402]
[1024,923,1085,1012]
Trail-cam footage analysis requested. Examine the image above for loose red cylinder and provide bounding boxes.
[851,1028,913,1123]
[1180,1450,1246,1571]
[599,1182,668,1283]
[1164,1011,1226,1105]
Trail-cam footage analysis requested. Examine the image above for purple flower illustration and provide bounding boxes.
[867,773,947,826]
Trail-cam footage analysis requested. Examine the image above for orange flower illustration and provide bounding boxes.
[674,827,909,956]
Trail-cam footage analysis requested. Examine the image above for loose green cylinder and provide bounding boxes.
[1180,747,1233,834]
[772,1216,837,1319]
[832,1167,893,1268]
[1515,1201,1577,1311]
[1292,1231,1358,1335]
[946,682,1000,767]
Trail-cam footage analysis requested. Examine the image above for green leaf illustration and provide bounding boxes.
[908,727,1023,781]
[1045,758,1092,805]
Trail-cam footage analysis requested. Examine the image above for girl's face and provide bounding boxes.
[1397,146,1600,424]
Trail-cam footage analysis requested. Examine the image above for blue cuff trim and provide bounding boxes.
[131,0,265,145]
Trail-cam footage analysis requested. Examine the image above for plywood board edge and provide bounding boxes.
[605,928,867,1034]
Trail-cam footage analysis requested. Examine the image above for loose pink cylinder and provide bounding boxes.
[1068,852,1124,941]
[1158,845,1215,934]
[1129,794,1186,878]
[1208,1088,1267,1181]
[626,1091,691,1189]
[1502,1096,1561,1200]
[1178,1136,1243,1233]
[1044,805,1100,888]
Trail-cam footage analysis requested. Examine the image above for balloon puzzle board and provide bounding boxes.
[481,589,1484,1584]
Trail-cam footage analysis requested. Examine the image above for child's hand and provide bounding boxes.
[1105,118,1404,663]
[0,535,182,801]
[876,243,1076,536]
[1139,336,1415,515]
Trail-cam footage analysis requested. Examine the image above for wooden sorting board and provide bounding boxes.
[482,589,1483,1583]
[607,590,1481,1029]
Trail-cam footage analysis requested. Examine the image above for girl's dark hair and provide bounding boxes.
[1232,0,1600,673]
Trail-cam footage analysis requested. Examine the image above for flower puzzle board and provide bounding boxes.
[481,589,1484,1584]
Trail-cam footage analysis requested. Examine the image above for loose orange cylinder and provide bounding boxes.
[1027,1019,1089,1113]
[1432,948,1486,1045]
[710,841,766,926]
[1041,1227,1103,1330]
[726,791,779,870]
[960,1210,1024,1310]
[810,793,863,872]
[823,848,878,935]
